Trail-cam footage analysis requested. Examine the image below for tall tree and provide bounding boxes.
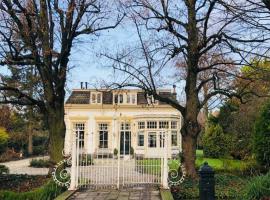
[105,0,269,178]
[0,0,123,163]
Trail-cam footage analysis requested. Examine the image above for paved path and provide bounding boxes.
[0,156,49,175]
[69,187,161,200]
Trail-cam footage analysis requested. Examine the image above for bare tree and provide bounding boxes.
[0,0,123,163]
[105,0,269,178]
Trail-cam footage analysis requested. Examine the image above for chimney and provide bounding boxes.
[173,84,176,93]
[80,82,84,89]
[85,82,88,89]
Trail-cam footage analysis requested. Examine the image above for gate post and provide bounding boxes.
[162,132,169,189]
[199,162,215,200]
[69,133,77,190]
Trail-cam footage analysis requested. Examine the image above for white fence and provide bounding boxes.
[69,133,170,190]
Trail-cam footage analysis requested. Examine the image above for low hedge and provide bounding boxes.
[30,159,51,168]
[0,165,9,174]
[0,181,66,200]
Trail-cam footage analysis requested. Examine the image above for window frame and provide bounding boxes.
[148,132,157,148]
[91,92,102,104]
[171,130,178,147]
[98,123,109,149]
[137,131,144,147]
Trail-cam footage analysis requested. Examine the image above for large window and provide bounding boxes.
[98,123,108,148]
[147,121,157,129]
[171,131,178,146]
[74,123,85,148]
[148,132,157,147]
[137,132,144,147]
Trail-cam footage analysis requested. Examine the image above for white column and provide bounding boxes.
[69,132,77,190]
[162,131,169,189]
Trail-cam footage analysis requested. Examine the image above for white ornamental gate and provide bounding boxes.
[69,132,170,190]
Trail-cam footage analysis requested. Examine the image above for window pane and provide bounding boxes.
[97,93,101,103]
[159,121,169,129]
[171,131,178,146]
[137,132,144,146]
[119,94,123,103]
[138,121,145,129]
[159,132,165,147]
[98,123,108,148]
[148,133,157,147]
[114,94,118,104]
[132,94,136,104]
[127,94,130,103]
[171,121,177,129]
[92,93,96,103]
[74,123,85,148]
[147,121,157,129]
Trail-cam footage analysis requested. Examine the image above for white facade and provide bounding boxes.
[64,89,182,158]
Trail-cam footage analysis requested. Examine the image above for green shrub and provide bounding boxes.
[253,101,270,167]
[0,127,9,154]
[0,181,65,200]
[33,145,47,155]
[113,148,118,156]
[202,124,231,158]
[30,159,51,168]
[241,171,270,200]
[0,165,9,174]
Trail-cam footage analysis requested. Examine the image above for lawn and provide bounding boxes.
[136,150,252,176]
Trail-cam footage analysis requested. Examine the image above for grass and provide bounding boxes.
[136,150,251,176]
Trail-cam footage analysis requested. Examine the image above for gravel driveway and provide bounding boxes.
[1,156,49,175]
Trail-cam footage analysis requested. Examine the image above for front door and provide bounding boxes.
[120,131,131,155]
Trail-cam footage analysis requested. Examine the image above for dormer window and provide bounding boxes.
[114,93,137,105]
[91,92,102,104]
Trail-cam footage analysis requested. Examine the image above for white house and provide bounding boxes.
[64,88,182,159]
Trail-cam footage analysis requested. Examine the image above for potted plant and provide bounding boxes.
[113,148,118,159]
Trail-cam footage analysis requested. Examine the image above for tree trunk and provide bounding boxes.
[181,132,198,179]
[47,106,66,164]
[28,123,33,155]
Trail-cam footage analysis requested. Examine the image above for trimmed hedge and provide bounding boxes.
[30,159,51,168]
[0,181,66,200]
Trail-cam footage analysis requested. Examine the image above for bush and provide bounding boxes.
[241,171,270,200]
[0,148,21,162]
[0,181,66,200]
[33,145,47,156]
[30,159,51,168]
[0,127,9,154]
[0,165,9,174]
[113,148,118,156]
[203,124,231,158]
[253,101,270,167]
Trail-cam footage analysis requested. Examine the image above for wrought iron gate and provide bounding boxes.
[69,132,169,190]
